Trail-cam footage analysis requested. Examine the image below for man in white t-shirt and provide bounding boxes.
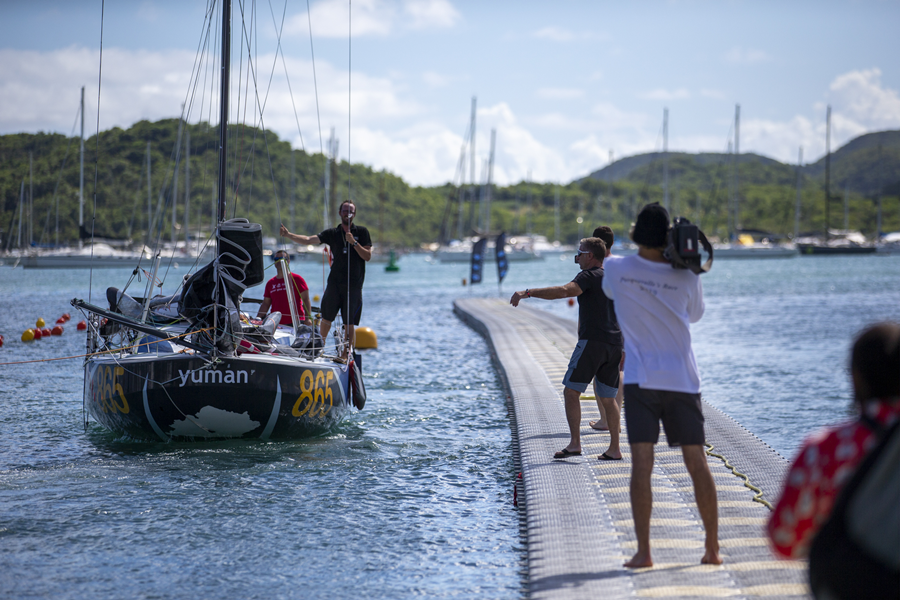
[602,203,721,568]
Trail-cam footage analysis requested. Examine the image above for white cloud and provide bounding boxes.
[403,0,460,29]
[536,88,584,100]
[638,88,691,101]
[422,71,451,88]
[724,46,770,65]
[828,68,900,133]
[284,0,458,38]
[701,88,726,100]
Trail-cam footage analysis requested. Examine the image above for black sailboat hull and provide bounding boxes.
[84,353,351,441]
[797,243,877,255]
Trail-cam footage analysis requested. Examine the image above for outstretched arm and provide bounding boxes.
[510,281,582,307]
[280,224,320,246]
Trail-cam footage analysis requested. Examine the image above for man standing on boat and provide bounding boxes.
[509,237,624,462]
[256,250,311,327]
[601,203,721,568]
[279,200,372,351]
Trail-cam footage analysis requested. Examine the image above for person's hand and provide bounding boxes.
[510,291,525,307]
[344,230,356,246]
[279,224,290,237]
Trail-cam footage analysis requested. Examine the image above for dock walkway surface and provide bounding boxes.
[454,297,811,600]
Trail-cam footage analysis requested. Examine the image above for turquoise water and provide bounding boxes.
[1,252,899,598]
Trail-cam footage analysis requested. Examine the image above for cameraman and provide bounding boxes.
[602,203,721,568]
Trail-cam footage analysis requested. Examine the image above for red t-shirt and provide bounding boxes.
[767,399,900,559]
[263,273,309,325]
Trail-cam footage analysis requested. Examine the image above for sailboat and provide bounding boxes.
[796,106,876,255]
[70,0,365,441]
[21,87,149,269]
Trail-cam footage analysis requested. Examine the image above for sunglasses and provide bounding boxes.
[574,249,590,263]
[273,254,289,261]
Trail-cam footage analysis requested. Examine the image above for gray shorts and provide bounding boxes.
[624,384,705,447]
[562,340,621,395]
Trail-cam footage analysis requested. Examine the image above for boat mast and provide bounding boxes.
[824,105,831,244]
[877,143,883,239]
[216,0,231,229]
[663,107,669,213]
[734,104,740,234]
[80,86,85,243]
[171,110,184,254]
[184,128,190,253]
[484,129,495,235]
[146,142,151,243]
[794,147,803,240]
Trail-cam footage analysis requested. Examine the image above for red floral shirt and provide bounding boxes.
[768,399,900,559]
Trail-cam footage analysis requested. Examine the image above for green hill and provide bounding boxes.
[2,121,898,251]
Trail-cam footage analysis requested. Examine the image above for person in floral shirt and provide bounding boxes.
[768,321,900,559]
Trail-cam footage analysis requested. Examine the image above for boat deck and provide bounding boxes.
[453,297,811,600]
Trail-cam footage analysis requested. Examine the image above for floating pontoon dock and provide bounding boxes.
[454,297,810,600]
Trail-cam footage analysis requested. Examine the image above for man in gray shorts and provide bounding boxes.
[602,203,721,568]
[510,237,624,461]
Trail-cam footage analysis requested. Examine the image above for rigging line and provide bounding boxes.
[306,0,324,155]
[267,0,305,152]
[89,0,107,304]
[347,0,351,200]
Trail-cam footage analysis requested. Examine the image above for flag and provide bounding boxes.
[495,232,508,283]
[470,237,487,284]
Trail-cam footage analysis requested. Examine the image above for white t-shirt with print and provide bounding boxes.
[602,254,704,394]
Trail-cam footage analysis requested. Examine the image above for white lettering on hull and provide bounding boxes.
[177,368,249,388]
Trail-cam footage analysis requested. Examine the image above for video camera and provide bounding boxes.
[663,217,713,275]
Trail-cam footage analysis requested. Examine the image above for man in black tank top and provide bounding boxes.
[510,237,624,461]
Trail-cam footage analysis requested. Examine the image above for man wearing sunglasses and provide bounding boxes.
[509,237,623,462]
[280,200,372,351]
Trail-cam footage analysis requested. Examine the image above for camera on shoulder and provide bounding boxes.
[663,217,713,275]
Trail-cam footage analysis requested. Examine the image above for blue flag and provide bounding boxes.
[495,232,508,283]
[470,237,487,284]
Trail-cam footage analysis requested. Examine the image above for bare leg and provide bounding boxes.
[682,445,722,565]
[591,379,610,430]
[319,319,332,342]
[598,396,621,458]
[625,442,655,568]
[562,387,583,453]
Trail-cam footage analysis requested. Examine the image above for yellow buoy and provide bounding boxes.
[22,328,35,342]
[36,317,46,328]
[355,326,378,349]
[313,294,320,302]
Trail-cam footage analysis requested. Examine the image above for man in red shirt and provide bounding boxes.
[256,250,311,327]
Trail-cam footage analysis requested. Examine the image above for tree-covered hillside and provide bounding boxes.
[2,120,898,251]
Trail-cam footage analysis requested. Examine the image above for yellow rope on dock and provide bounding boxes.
[705,442,773,510]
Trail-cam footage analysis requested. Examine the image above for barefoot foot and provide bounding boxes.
[701,549,723,565]
[624,550,653,569]
[589,420,610,431]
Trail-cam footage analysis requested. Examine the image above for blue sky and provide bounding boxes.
[1,0,899,186]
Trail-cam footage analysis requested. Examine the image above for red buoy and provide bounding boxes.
[33,328,43,340]
[56,317,66,324]
[62,313,71,322]
[51,325,64,336]
[567,298,575,307]
[0,334,5,347]
[76,320,87,331]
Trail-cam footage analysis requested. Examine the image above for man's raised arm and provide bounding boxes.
[280,224,319,245]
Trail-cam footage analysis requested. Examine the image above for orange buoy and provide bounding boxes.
[36,317,46,328]
[51,325,64,336]
[76,320,87,331]
[22,329,35,342]
[567,298,575,307]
